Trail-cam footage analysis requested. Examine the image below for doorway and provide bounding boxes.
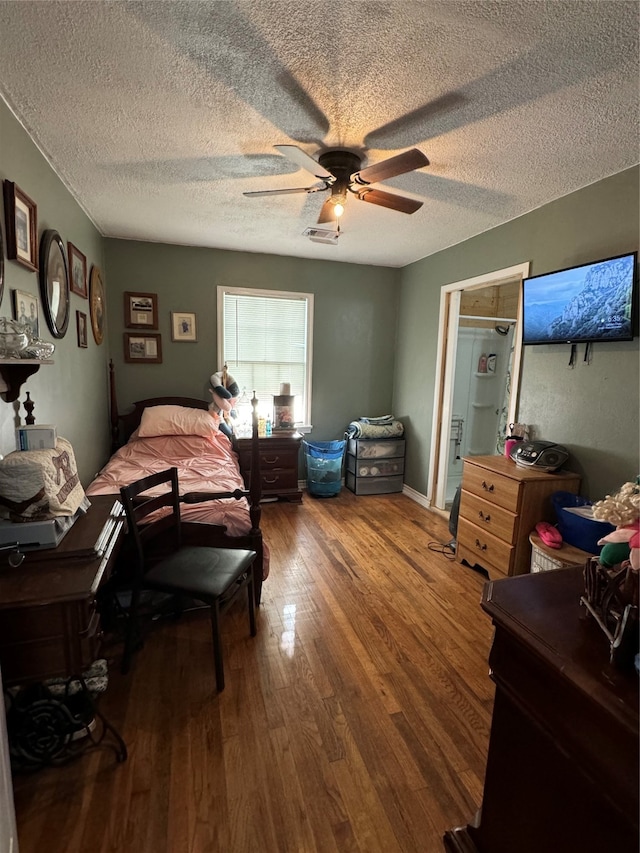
[427,262,530,511]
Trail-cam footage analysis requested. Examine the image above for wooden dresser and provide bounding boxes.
[456,455,580,578]
[237,432,303,502]
[0,497,125,686]
[444,567,639,853]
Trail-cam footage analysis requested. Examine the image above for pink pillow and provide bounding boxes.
[138,405,219,438]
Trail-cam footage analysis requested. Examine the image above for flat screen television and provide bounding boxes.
[522,251,637,345]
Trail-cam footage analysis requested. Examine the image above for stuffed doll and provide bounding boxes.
[209,366,240,439]
[593,481,640,571]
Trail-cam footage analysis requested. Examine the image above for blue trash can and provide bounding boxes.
[304,440,346,498]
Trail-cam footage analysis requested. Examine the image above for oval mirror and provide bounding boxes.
[39,229,70,338]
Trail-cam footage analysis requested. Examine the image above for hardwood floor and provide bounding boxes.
[11,490,494,852]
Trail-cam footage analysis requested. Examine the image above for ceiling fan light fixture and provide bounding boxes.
[246,145,430,231]
[330,187,347,218]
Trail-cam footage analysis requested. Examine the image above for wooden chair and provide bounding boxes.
[119,467,257,691]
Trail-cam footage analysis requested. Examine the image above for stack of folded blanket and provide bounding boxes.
[346,415,404,440]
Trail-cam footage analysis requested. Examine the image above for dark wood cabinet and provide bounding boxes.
[444,567,639,853]
[0,496,125,686]
[237,432,303,502]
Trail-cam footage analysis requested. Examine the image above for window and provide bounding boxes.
[217,286,313,427]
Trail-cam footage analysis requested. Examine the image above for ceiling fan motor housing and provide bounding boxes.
[318,150,362,191]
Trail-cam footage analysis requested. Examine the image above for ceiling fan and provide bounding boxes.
[243,145,429,224]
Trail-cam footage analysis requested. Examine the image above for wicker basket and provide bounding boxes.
[529,532,593,573]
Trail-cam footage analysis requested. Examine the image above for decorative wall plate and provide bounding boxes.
[39,230,69,339]
[89,265,105,345]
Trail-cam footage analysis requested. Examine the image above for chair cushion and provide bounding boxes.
[145,547,256,599]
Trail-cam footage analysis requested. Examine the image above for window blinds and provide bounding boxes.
[222,291,309,420]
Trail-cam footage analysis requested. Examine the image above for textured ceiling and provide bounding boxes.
[0,1,638,268]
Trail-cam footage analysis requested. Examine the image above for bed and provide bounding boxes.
[86,363,267,603]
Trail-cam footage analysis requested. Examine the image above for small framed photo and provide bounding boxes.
[3,181,38,271]
[12,288,39,338]
[76,311,88,348]
[171,311,197,342]
[124,332,162,364]
[124,291,158,329]
[68,243,88,298]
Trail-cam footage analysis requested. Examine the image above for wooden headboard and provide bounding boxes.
[107,360,261,505]
[109,361,210,448]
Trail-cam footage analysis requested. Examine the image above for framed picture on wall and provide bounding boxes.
[124,291,158,329]
[76,311,88,348]
[124,332,162,364]
[171,311,197,341]
[12,289,39,338]
[89,265,106,345]
[68,243,88,298]
[3,180,38,271]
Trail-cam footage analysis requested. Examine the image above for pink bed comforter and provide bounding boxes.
[86,432,252,537]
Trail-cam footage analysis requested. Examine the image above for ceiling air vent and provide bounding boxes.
[302,227,340,245]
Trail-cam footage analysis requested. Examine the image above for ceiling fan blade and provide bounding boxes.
[274,145,335,182]
[244,183,326,197]
[356,188,423,214]
[317,199,337,224]
[353,148,429,185]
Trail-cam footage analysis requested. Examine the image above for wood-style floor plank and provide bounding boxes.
[10,489,494,852]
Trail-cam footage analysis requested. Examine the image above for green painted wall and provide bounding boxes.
[395,166,640,501]
[0,99,111,485]
[104,240,400,441]
[3,86,636,503]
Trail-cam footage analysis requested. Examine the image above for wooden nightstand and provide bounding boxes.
[236,432,303,502]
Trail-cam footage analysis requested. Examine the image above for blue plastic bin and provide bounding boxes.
[552,491,615,554]
[304,440,345,498]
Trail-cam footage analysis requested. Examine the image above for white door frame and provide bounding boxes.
[427,262,530,509]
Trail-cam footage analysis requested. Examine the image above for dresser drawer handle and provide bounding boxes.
[474,538,487,552]
[264,475,279,484]
[478,511,491,523]
[263,455,280,465]
[481,480,495,492]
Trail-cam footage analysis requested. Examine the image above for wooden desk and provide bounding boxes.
[0,497,125,686]
[444,567,639,853]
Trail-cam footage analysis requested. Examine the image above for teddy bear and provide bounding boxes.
[209,366,240,439]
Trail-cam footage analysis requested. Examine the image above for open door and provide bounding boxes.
[427,262,529,511]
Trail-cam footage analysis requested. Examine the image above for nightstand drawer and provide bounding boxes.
[260,468,297,491]
[240,450,295,472]
[459,489,517,544]
[461,463,521,511]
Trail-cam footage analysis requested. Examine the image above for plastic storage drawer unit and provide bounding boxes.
[346,438,405,495]
[346,455,405,478]
[348,438,405,459]
[346,471,403,495]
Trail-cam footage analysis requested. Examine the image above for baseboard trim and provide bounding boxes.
[402,483,430,508]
